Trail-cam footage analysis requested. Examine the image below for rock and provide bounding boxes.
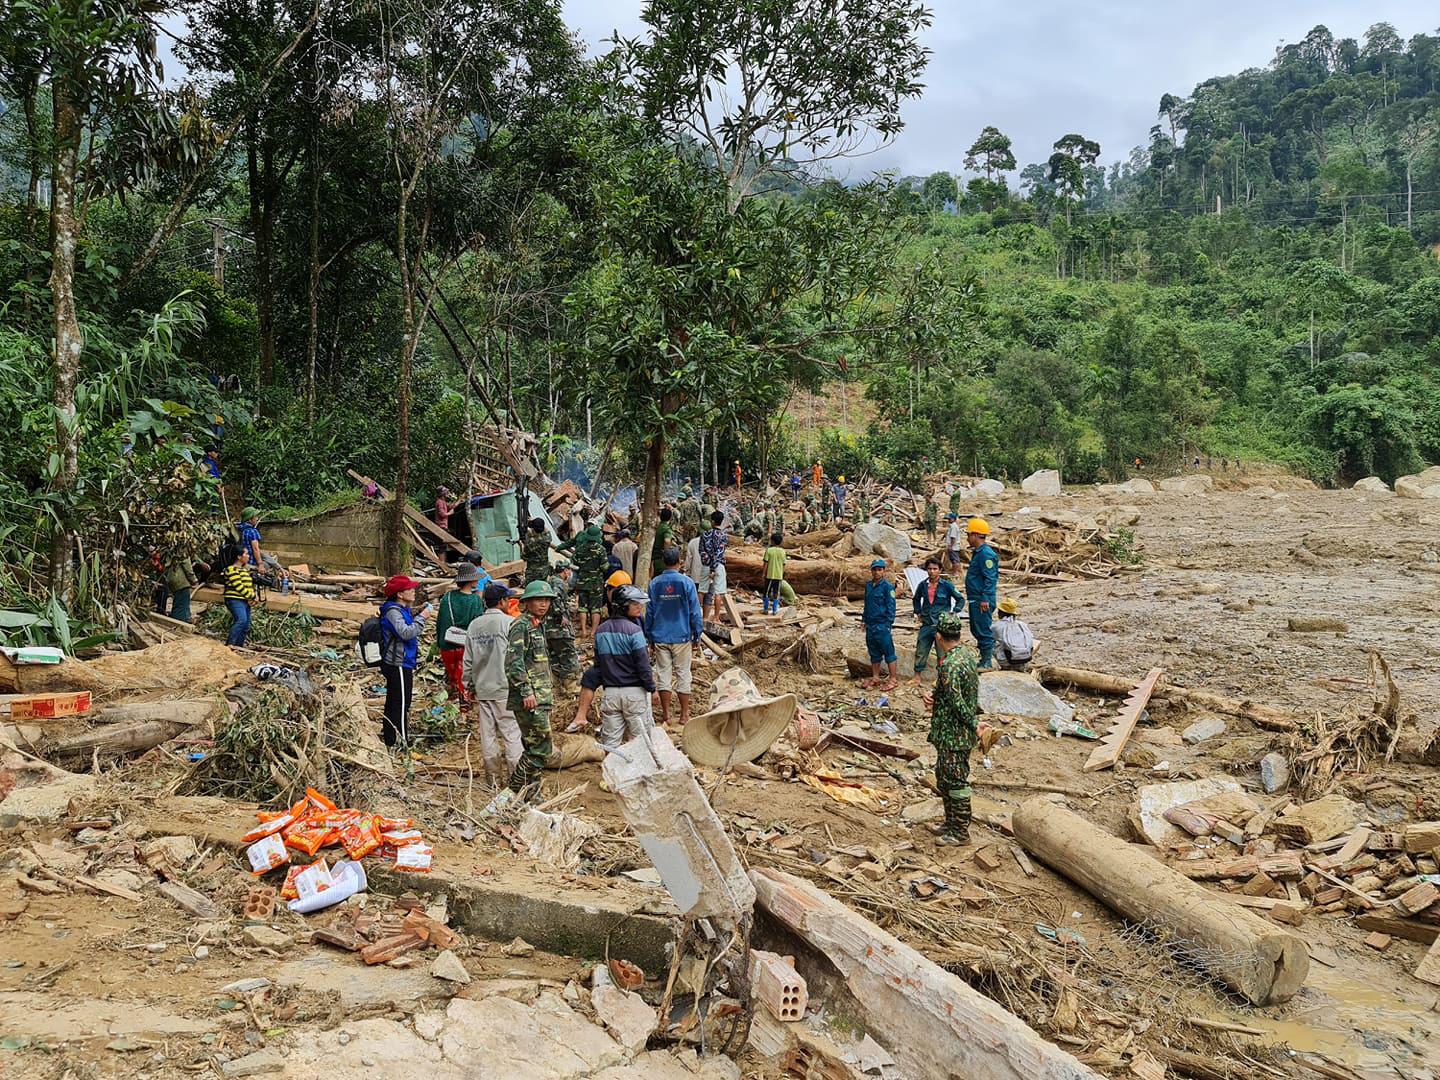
[1121,745,1160,769]
[1395,466,1440,499]
[1260,753,1290,794]
[1119,478,1155,494]
[1274,794,1364,845]
[850,522,913,564]
[0,773,96,828]
[1135,727,1184,747]
[430,950,471,985]
[502,937,535,958]
[1097,505,1141,527]
[1352,476,1392,494]
[1038,510,1079,528]
[220,1049,284,1077]
[413,1011,445,1042]
[1181,716,1227,745]
[978,672,1074,724]
[1020,469,1061,496]
[142,835,198,868]
[973,478,1004,496]
[1131,776,1243,847]
[239,926,292,951]
[697,1054,742,1080]
[900,798,944,824]
[1286,616,1347,633]
[591,984,656,1053]
[1158,475,1213,494]
[219,978,271,994]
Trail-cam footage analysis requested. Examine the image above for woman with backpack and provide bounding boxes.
[378,575,432,748]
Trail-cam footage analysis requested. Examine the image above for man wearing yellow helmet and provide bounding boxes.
[831,475,847,522]
[964,517,999,670]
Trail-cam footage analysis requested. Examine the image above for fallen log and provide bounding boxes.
[1035,665,1300,732]
[193,585,374,622]
[781,526,846,550]
[1012,798,1308,1006]
[43,701,219,763]
[750,866,1102,1080]
[725,552,873,599]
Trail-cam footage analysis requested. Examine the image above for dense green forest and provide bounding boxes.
[1,1,1439,637]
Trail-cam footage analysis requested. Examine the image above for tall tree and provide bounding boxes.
[920,170,957,212]
[1047,133,1099,224]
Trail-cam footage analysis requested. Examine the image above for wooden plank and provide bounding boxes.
[347,469,468,554]
[156,879,223,920]
[1083,668,1163,773]
[145,611,196,635]
[193,586,373,622]
[721,592,747,641]
[403,520,443,565]
[1353,913,1439,944]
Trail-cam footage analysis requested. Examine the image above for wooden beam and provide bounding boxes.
[347,469,468,554]
[403,519,444,565]
[1036,665,1300,732]
[1084,667,1162,773]
[193,585,373,622]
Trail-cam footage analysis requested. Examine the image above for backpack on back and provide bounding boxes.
[358,612,385,667]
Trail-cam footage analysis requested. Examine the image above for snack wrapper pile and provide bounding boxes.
[243,788,433,877]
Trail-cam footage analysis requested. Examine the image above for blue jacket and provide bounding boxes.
[379,601,422,668]
[965,542,999,605]
[593,614,656,692]
[863,579,896,629]
[912,576,963,625]
[645,569,703,644]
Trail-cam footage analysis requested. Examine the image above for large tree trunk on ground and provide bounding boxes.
[725,551,873,599]
[44,700,220,764]
[751,867,1103,1080]
[1012,798,1308,1006]
[47,70,83,603]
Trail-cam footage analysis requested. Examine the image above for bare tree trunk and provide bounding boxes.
[48,72,83,602]
[634,429,666,590]
[305,124,321,424]
[388,200,415,576]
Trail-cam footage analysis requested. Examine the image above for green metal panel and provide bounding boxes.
[466,490,558,569]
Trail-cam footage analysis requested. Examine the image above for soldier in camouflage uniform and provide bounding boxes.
[924,612,980,845]
[556,520,607,639]
[772,501,786,539]
[521,518,550,584]
[858,492,872,524]
[924,494,939,541]
[544,561,579,693]
[505,580,555,795]
[947,485,964,519]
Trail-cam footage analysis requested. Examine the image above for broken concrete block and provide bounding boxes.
[850,522,913,563]
[1274,794,1364,845]
[900,797,944,824]
[749,949,807,1022]
[219,1049,284,1077]
[978,672,1073,724]
[142,835,198,868]
[1259,752,1290,794]
[1181,716,1226,744]
[430,950,471,985]
[1020,469,1061,496]
[746,1008,797,1059]
[601,727,754,922]
[1130,776,1243,847]
[239,926,292,951]
[1404,821,1440,855]
[591,984,655,1052]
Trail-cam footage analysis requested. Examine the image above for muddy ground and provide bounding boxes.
[2,473,1439,1079]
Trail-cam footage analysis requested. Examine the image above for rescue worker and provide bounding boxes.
[556,519,607,639]
[545,560,580,694]
[504,580,555,796]
[521,517,550,584]
[993,597,1035,671]
[831,476,846,522]
[923,612,979,846]
[733,459,742,489]
[812,460,823,490]
[947,485,964,519]
[857,490,871,524]
[924,494,938,541]
[912,556,963,681]
[862,559,898,691]
[964,517,999,670]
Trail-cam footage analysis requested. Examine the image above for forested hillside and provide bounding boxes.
[1,3,1438,635]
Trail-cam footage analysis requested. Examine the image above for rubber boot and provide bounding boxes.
[977,646,994,672]
[936,794,972,846]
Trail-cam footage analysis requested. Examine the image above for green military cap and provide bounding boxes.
[937,612,966,637]
[521,580,556,600]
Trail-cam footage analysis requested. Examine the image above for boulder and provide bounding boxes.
[1020,469,1061,496]
[1395,466,1440,500]
[974,478,1005,496]
[1351,476,1391,494]
[1158,475,1213,494]
[850,522,913,564]
[978,672,1074,724]
[1120,477,1156,494]
[1181,716,1227,744]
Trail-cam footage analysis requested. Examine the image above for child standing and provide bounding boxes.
[221,544,257,648]
[862,559,898,691]
[762,532,786,614]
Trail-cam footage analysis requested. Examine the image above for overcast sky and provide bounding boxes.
[562,0,1438,181]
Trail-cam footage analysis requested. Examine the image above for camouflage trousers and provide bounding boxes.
[935,745,973,837]
[546,633,579,682]
[506,703,553,794]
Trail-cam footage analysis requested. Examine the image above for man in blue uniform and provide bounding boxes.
[862,559,898,691]
[963,517,999,670]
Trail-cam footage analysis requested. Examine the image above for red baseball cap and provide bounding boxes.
[383,574,420,596]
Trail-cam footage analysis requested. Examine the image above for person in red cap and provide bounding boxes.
[378,575,432,747]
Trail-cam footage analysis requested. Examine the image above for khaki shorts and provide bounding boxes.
[702,562,727,596]
[652,641,694,694]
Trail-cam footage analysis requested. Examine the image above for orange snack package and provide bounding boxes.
[341,816,383,861]
[283,822,332,856]
[241,811,296,844]
[246,833,289,875]
[392,844,433,873]
[381,828,425,847]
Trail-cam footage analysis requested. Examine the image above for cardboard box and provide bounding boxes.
[10,691,92,721]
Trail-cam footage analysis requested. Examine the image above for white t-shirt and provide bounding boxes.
[684,536,706,586]
[945,522,962,550]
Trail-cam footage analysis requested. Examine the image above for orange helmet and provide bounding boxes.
[606,570,632,588]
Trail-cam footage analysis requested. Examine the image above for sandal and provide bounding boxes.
[878,679,898,692]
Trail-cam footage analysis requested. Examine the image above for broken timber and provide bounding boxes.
[347,469,469,556]
[1084,667,1162,772]
[1036,664,1300,731]
[193,585,372,622]
[749,867,1102,1080]
[1012,798,1308,1006]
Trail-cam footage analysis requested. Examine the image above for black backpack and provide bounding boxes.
[358,612,385,667]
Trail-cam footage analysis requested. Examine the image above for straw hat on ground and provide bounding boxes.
[683,667,796,767]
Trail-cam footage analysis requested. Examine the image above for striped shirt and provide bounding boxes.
[592,615,655,692]
[222,564,257,603]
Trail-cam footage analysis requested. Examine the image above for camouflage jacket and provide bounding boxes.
[924,501,938,528]
[522,533,550,583]
[929,645,979,753]
[544,573,572,636]
[505,613,553,708]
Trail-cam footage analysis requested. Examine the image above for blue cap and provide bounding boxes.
[870,559,886,569]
